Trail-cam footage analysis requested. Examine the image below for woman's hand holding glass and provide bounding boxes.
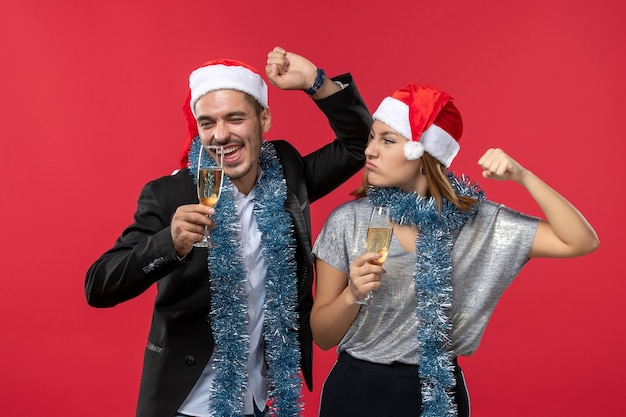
[349,252,386,305]
[352,206,393,306]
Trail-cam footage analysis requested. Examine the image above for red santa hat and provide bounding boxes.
[179,59,268,167]
[189,58,268,115]
[372,84,462,167]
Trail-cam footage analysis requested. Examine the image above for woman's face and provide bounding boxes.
[365,120,424,193]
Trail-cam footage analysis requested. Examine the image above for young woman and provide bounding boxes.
[310,84,599,417]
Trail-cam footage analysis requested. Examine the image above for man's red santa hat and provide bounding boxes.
[372,84,462,168]
[179,59,268,167]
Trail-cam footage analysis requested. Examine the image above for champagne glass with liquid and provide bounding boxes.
[194,145,224,248]
[356,206,393,305]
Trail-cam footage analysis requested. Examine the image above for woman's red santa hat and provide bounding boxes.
[179,59,268,167]
[372,84,462,167]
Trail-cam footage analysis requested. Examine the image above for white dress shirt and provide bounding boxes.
[178,176,269,416]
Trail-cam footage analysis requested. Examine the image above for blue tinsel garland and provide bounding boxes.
[189,138,302,416]
[368,174,485,417]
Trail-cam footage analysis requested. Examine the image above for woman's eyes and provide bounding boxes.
[368,133,397,145]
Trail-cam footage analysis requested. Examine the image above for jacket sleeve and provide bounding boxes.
[85,173,194,307]
[301,73,372,203]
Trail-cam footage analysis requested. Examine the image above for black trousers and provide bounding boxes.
[319,352,470,417]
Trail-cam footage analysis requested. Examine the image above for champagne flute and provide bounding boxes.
[194,145,224,248]
[356,206,393,305]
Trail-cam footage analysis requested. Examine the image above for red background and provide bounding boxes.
[1,0,624,415]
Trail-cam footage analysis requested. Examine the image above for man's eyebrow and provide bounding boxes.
[196,111,248,121]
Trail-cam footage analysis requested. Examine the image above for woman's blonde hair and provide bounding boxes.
[352,152,478,213]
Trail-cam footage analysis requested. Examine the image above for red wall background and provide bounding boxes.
[1,0,624,415]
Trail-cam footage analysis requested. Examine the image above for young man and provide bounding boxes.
[85,47,372,417]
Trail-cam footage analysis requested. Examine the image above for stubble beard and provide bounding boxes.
[225,127,263,181]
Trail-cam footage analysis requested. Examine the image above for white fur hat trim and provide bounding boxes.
[373,97,412,141]
[189,64,268,116]
[419,124,460,168]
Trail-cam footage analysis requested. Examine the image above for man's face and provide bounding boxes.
[194,90,271,194]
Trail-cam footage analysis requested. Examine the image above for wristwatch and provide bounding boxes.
[304,68,326,95]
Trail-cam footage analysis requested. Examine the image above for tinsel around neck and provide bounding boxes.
[188,137,302,416]
[368,173,484,417]
[367,173,484,230]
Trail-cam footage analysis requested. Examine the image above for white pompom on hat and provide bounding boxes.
[189,58,268,116]
[372,84,463,167]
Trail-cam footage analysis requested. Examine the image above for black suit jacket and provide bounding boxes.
[85,74,371,417]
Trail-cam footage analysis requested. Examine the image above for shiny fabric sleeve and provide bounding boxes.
[450,201,540,355]
[312,199,371,272]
